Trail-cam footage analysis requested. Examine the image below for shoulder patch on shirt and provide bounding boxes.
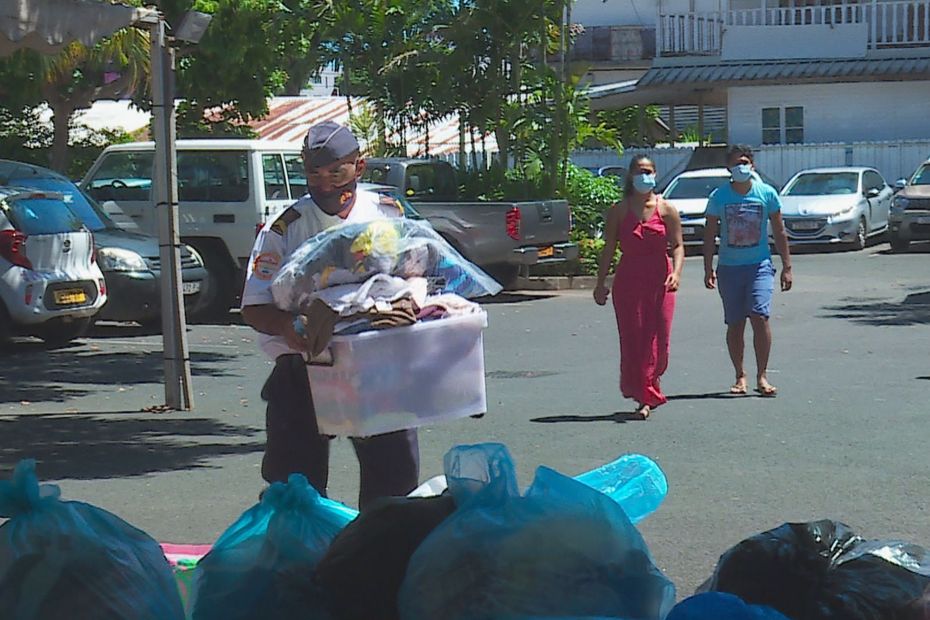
[253,252,282,280]
[270,207,301,235]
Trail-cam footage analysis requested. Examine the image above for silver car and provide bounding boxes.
[779,167,892,251]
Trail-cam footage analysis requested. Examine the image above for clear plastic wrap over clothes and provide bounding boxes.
[271,219,503,312]
[0,459,185,620]
[398,443,676,620]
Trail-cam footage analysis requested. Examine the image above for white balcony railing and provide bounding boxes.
[659,1,930,57]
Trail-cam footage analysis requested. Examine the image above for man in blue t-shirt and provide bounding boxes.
[703,144,793,397]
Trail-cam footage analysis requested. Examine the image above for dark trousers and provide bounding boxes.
[260,354,420,510]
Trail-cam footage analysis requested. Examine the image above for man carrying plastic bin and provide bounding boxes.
[241,121,418,510]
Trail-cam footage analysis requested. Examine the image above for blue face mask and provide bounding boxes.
[632,173,657,194]
[730,163,753,183]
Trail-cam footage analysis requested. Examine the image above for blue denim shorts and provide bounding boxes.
[717,259,776,324]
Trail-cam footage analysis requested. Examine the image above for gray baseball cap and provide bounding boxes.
[303,121,360,167]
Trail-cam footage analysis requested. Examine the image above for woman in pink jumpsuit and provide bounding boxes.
[594,156,685,419]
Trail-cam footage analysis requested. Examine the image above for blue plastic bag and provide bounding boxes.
[398,443,676,620]
[0,459,184,620]
[668,593,791,620]
[575,453,668,524]
[188,473,356,620]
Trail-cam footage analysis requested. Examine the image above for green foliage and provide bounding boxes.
[574,234,605,275]
[0,106,133,178]
[562,163,621,238]
[597,105,661,147]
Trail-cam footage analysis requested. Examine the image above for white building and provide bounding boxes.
[300,63,343,97]
[590,0,930,147]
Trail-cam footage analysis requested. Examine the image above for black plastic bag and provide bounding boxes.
[314,493,457,620]
[703,519,930,620]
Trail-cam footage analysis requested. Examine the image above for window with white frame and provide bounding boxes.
[761,106,804,144]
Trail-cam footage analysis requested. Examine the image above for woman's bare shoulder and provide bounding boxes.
[657,196,679,219]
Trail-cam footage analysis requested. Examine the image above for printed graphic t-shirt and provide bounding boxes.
[705,180,782,266]
[241,190,402,360]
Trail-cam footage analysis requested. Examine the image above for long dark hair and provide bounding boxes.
[623,155,655,198]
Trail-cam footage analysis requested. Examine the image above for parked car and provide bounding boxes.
[0,187,107,344]
[359,182,429,221]
[1,160,210,325]
[361,158,577,287]
[779,167,892,251]
[660,167,767,248]
[80,139,303,315]
[889,158,930,252]
[598,165,627,182]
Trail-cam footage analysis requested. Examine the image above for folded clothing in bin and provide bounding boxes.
[397,443,676,620]
[307,310,488,437]
[0,459,185,620]
[271,218,502,312]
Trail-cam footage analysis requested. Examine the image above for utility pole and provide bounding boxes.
[150,16,193,410]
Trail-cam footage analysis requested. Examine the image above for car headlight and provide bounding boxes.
[829,204,857,220]
[97,247,148,272]
[892,196,909,211]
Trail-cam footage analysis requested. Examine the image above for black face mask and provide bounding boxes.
[309,178,358,215]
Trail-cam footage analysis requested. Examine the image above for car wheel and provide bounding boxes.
[0,301,12,348]
[36,317,92,347]
[194,251,237,322]
[850,217,867,251]
[889,232,910,253]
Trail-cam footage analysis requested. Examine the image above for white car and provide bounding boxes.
[661,168,765,248]
[0,187,107,344]
[779,167,892,251]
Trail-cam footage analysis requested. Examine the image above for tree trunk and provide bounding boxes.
[341,56,353,115]
[469,121,478,171]
[376,100,387,155]
[48,98,75,174]
[560,0,573,193]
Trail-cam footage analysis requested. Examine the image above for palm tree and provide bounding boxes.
[39,26,149,172]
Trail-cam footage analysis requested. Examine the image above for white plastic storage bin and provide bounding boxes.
[307,310,488,437]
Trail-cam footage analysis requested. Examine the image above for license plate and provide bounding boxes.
[792,221,821,230]
[537,245,555,258]
[182,281,201,295]
[54,289,86,305]
[681,226,696,235]
[917,216,930,224]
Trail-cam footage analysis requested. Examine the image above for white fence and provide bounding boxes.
[571,140,930,189]
[659,0,930,56]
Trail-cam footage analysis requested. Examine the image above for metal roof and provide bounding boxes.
[639,57,930,87]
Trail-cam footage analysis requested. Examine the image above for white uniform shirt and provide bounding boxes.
[241,189,401,359]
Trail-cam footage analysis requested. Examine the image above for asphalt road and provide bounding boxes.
[1,242,929,597]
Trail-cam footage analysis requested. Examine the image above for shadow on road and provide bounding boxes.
[481,292,557,305]
[0,349,238,404]
[667,391,738,400]
[822,291,930,326]
[0,413,263,480]
[89,312,247,338]
[530,411,642,424]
